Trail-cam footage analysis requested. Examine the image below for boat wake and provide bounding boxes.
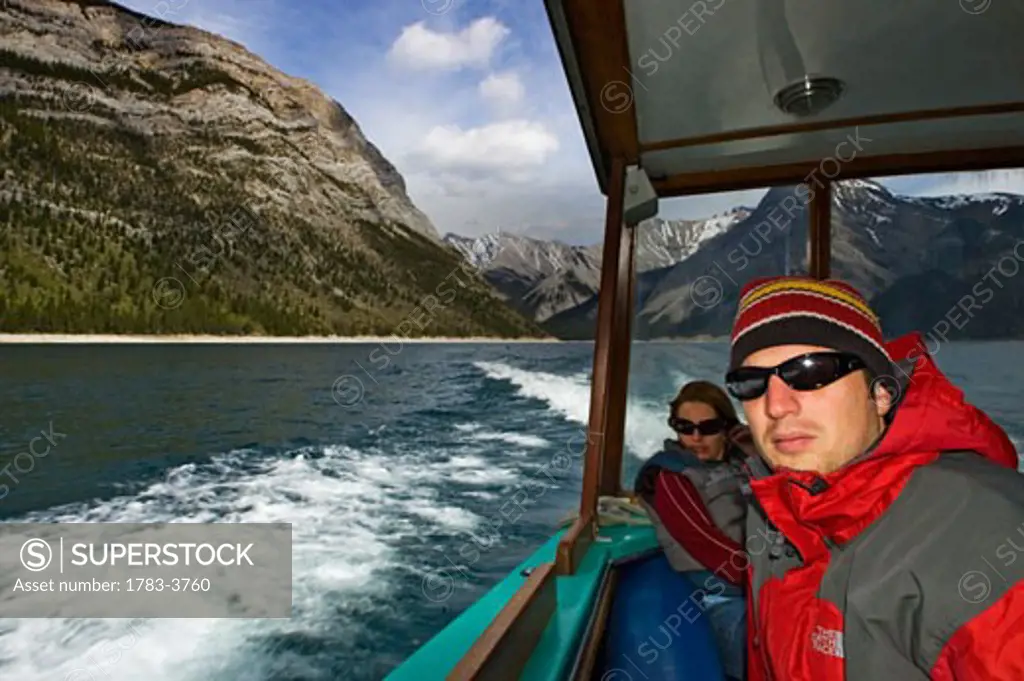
[473,360,693,461]
[0,433,539,680]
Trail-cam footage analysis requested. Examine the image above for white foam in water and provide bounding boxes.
[448,421,554,466]
[449,467,520,486]
[467,430,551,448]
[443,458,520,485]
[443,453,492,469]
[670,370,697,391]
[623,399,676,461]
[473,361,592,425]
[0,441,507,680]
[473,361,672,460]
[402,500,480,531]
[461,491,501,501]
[454,423,552,452]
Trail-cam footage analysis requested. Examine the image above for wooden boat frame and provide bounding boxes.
[436,1,1024,677]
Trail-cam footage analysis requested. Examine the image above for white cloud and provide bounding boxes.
[407,175,607,243]
[409,119,559,178]
[387,18,510,71]
[886,169,1024,198]
[113,1,763,242]
[127,2,1024,246]
[478,70,524,109]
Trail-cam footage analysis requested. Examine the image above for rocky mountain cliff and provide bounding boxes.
[444,209,750,322]
[0,0,544,337]
[444,232,600,322]
[539,180,1024,340]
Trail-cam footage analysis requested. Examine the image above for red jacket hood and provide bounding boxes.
[749,332,1019,561]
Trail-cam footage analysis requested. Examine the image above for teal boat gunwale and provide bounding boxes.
[562,556,612,680]
[515,525,660,680]
[562,543,663,679]
[386,528,566,681]
[387,524,660,680]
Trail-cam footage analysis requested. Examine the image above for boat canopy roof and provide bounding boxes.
[544,0,1024,197]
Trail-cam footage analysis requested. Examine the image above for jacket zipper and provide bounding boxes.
[760,522,806,681]
[752,473,827,681]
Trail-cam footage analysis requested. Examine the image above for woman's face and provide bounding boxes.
[674,401,728,461]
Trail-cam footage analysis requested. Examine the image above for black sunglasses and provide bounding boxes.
[725,351,866,401]
[668,416,728,437]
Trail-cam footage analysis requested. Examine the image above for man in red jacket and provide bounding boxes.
[725,275,1023,680]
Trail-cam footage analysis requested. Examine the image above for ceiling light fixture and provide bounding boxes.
[774,76,845,117]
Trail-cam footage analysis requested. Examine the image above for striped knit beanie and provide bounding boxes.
[729,276,894,380]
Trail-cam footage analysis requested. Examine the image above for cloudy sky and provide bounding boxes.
[120,0,1024,245]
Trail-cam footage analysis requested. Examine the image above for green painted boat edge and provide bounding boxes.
[521,525,659,681]
[386,529,566,681]
[386,525,660,680]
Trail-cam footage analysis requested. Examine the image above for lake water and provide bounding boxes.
[0,340,1021,680]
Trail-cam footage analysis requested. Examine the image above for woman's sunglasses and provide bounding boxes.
[668,416,728,437]
[725,351,866,401]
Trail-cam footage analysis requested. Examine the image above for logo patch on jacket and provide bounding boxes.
[811,626,844,658]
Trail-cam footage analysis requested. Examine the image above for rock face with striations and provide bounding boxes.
[0,0,543,337]
[443,232,601,323]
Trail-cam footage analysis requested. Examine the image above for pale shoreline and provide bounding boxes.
[0,333,567,344]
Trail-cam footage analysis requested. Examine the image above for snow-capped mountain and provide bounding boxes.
[540,179,1024,339]
[904,192,1024,213]
[633,209,751,270]
[443,232,601,322]
[443,210,750,322]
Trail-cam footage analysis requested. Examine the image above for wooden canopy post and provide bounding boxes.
[599,213,636,496]
[809,178,832,279]
[555,156,627,575]
[599,165,655,496]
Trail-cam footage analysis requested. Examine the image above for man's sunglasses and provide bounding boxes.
[668,416,728,437]
[725,351,866,401]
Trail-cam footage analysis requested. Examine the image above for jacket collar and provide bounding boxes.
[746,332,1019,561]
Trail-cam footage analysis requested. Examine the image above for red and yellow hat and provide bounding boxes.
[729,275,894,379]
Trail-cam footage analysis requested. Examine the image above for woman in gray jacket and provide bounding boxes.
[634,380,754,681]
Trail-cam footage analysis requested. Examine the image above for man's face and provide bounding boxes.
[740,344,891,474]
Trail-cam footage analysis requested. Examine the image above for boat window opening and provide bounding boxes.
[617,171,1024,494]
[619,184,807,490]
